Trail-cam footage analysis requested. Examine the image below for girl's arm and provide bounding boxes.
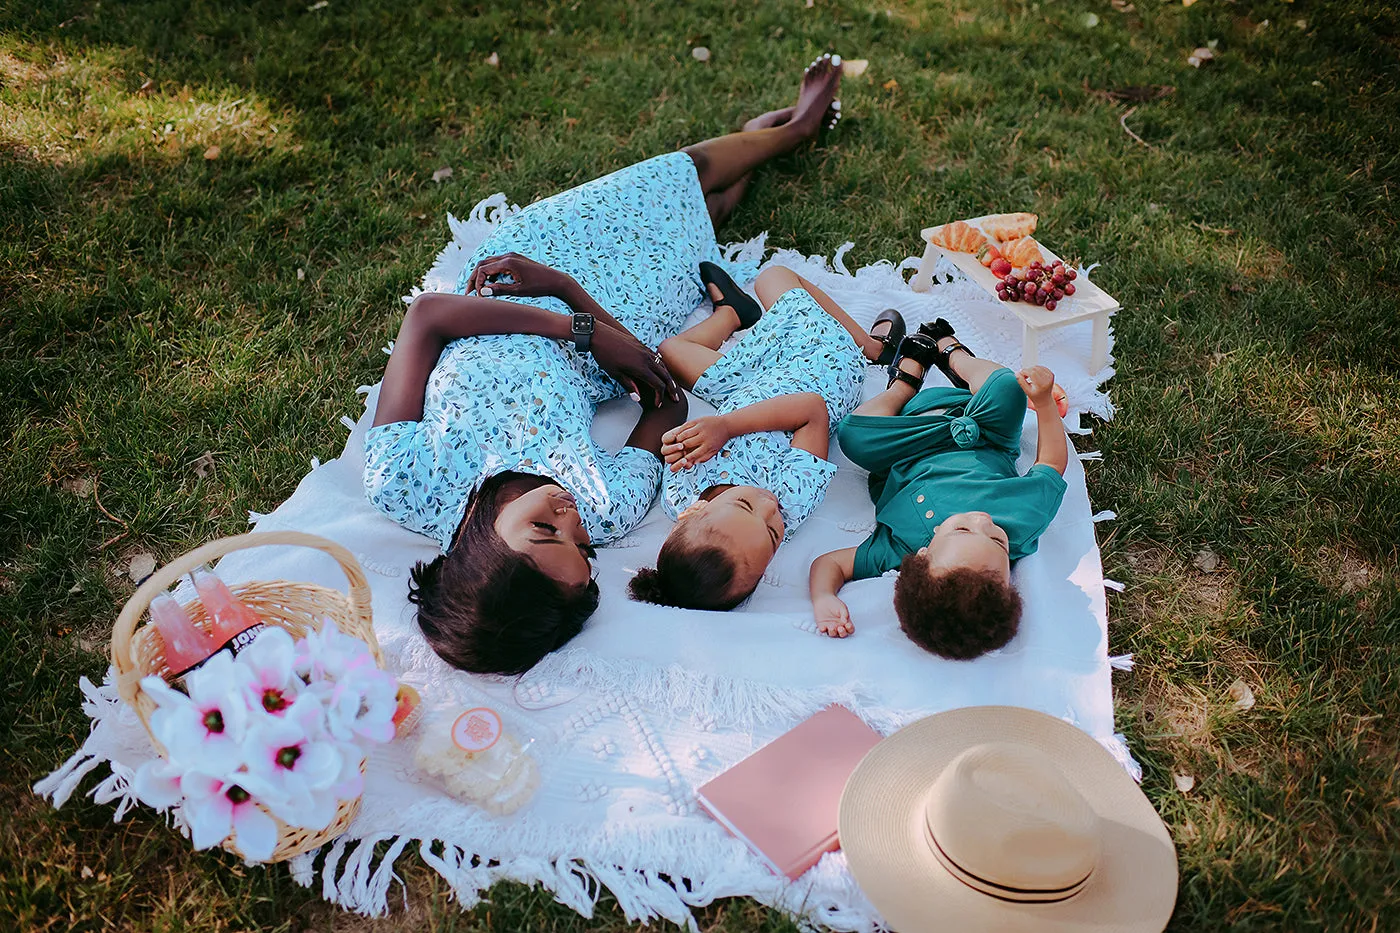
[809,546,857,638]
[1017,366,1068,475]
[661,392,829,470]
[373,293,571,427]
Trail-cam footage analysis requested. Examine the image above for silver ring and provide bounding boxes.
[654,353,664,365]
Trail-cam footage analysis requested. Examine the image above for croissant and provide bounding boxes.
[929,220,988,254]
[1000,236,1045,269]
[982,212,1039,241]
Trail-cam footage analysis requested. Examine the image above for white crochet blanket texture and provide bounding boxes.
[38,194,1129,932]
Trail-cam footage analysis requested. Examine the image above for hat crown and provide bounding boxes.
[925,742,1102,897]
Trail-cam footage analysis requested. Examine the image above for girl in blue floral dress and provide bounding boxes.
[628,264,904,610]
[365,57,845,673]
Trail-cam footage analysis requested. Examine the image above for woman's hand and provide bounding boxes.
[590,324,679,408]
[813,595,854,638]
[1017,365,1057,407]
[661,416,731,471]
[465,252,572,299]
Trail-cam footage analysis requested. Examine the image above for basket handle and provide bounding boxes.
[112,531,374,703]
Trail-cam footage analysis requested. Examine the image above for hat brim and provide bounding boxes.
[839,706,1177,933]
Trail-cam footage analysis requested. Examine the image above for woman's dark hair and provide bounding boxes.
[408,472,599,675]
[628,522,756,610]
[893,554,1022,660]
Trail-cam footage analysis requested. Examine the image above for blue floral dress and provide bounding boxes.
[365,153,756,551]
[662,286,867,538]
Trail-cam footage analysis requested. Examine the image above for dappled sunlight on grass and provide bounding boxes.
[0,42,302,166]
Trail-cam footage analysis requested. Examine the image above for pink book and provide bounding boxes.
[696,705,882,880]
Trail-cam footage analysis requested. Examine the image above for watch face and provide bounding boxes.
[572,314,594,335]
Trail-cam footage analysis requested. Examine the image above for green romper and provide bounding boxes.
[836,367,1068,580]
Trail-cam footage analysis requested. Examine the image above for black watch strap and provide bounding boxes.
[571,312,595,352]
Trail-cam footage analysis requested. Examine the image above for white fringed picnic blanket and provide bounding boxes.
[39,195,1132,931]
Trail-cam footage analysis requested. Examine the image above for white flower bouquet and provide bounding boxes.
[130,622,398,863]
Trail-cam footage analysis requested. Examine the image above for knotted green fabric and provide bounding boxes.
[836,367,1068,580]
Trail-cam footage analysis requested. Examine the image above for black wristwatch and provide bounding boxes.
[571,312,595,352]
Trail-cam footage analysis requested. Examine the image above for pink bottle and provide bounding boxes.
[193,571,267,656]
[149,593,217,678]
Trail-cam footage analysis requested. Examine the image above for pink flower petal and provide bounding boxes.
[185,791,233,850]
[131,760,183,810]
[230,802,280,862]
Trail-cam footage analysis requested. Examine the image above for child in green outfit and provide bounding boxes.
[807,321,1069,659]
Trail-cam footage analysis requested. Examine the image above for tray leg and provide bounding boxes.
[1021,325,1039,367]
[1090,311,1110,373]
[910,242,939,293]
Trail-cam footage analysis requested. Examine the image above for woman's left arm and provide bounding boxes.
[625,392,690,459]
[464,252,678,406]
[373,293,572,427]
[467,252,635,343]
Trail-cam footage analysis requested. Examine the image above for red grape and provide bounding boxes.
[1066,268,1077,281]
[1052,288,1064,300]
[1063,283,1076,295]
[1045,299,1057,310]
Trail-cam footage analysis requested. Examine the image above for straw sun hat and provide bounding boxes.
[839,706,1177,933]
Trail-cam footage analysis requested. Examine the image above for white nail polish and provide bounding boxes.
[629,392,641,402]
[832,55,841,66]
[481,286,493,296]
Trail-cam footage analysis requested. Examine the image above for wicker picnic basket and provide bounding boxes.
[112,530,382,863]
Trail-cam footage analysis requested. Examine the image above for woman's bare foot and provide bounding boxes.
[743,106,795,132]
[792,54,842,136]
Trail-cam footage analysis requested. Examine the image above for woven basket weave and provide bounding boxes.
[112,530,381,863]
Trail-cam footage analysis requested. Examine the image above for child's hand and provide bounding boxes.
[661,416,731,471]
[813,595,854,638]
[1017,365,1057,407]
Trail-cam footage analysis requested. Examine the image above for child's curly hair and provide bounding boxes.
[628,522,753,610]
[893,552,1022,660]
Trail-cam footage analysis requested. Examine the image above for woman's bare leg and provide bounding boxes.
[683,56,840,198]
[753,266,885,362]
[704,107,794,228]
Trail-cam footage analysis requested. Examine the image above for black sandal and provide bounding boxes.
[699,262,763,330]
[917,318,976,390]
[869,308,906,367]
[886,333,941,391]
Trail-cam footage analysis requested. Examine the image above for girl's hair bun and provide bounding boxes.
[627,566,667,604]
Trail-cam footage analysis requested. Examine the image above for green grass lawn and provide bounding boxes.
[3,0,1397,929]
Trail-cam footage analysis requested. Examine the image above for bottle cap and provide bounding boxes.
[452,707,503,752]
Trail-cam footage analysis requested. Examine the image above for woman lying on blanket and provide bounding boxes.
[808,323,1070,658]
[628,264,905,609]
[364,56,845,674]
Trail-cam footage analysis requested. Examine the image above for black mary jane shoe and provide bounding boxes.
[917,317,976,390]
[869,308,906,368]
[886,333,942,391]
[699,261,763,330]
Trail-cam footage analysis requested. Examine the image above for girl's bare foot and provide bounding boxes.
[705,282,743,331]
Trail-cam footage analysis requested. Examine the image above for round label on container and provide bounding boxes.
[452,707,502,752]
